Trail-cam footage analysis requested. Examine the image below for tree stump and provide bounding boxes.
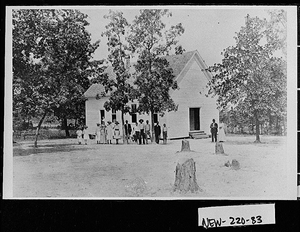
[181,139,191,152]
[231,159,240,170]
[173,158,200,193]
[215,142,224,154]
[224,161,231,167]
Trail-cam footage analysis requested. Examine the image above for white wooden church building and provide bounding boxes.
[84,50,219,139]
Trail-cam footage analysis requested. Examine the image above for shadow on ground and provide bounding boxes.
[225,137,284,146]
[13,144,89,157]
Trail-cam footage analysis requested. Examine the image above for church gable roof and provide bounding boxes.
[84,50,201,98]
[163,50,195,78]
[84,83,106,98]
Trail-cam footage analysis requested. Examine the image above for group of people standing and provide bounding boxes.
[130,120,168,145]
[210,119,226,142]
[76,119,168,145]
[76,120,121,145]
[94,120,121,145]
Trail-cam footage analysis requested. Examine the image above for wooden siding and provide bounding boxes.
[168,58,219,138]
[85,54,219,138]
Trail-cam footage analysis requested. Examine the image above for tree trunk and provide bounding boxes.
[34,111,47,147]
[181,140,191,152]
[121,110,126,144]
[173,158,200,193]
[254,111,261,143]
[151,110,155,143]
[63,117,70,137]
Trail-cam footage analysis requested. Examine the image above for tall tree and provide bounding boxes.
[206,14,287,142]
[13,9,104,147]
[100,10,133,143]
[128,9,184,140]
[265,9,287,57]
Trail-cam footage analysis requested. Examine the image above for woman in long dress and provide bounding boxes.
[113,121,121,144]
[83,126,89,145]
[106,121,113,144]
[95,123,101,144]
[76,128,83,144]
[218,122,226,142]
[100,123,106,144]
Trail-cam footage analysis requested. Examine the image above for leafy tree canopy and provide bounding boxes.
[206,12,287,142]
[128,9,184,117]
[13,9,105,146]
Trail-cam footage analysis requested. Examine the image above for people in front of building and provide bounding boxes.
[124,120,132,144]
[106,121,113,144]
[218,122,226,142]
[113,121,121,144]
[95,123,101,144]
[145,120,151,144]
[100,122,106,144]
[76,127,83,145]
[162,123,168,144]
[133,122,139,144]
[138,119,145,145]
[83,126,89,145]
[210,119,218,142]
[154,122,161,144]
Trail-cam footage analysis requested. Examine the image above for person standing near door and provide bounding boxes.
[210,119,218,142]
[218,122,226,142]
[154,122,161,144]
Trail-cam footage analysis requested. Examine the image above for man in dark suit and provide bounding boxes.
[210,119,218,142]
[154,122,161,144]
[124,120,132,144]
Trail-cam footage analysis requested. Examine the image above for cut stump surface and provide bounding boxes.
[173,158,200,193]
[181,139,191,152]
[215,142,225,154]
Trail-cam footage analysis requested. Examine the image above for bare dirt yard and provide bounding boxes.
[13,135,291,199]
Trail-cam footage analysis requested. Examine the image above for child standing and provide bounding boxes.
[83,126,89,145]
[76,127,83,144]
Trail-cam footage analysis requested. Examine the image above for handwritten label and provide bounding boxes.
[198,204,275,229]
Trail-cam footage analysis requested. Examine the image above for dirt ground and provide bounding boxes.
[12,135,291,199]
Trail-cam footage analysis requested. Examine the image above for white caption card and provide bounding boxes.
[198,204,275,229]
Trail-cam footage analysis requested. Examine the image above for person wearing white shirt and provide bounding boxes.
[138,119,145,145]
[145,120,151,144]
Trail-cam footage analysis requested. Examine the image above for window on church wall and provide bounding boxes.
[153,113,158,123]
[132,114,137,123]
[112,109,116,122]
[100,110,105,123]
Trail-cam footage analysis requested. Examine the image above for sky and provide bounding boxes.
[77,6,284,67]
